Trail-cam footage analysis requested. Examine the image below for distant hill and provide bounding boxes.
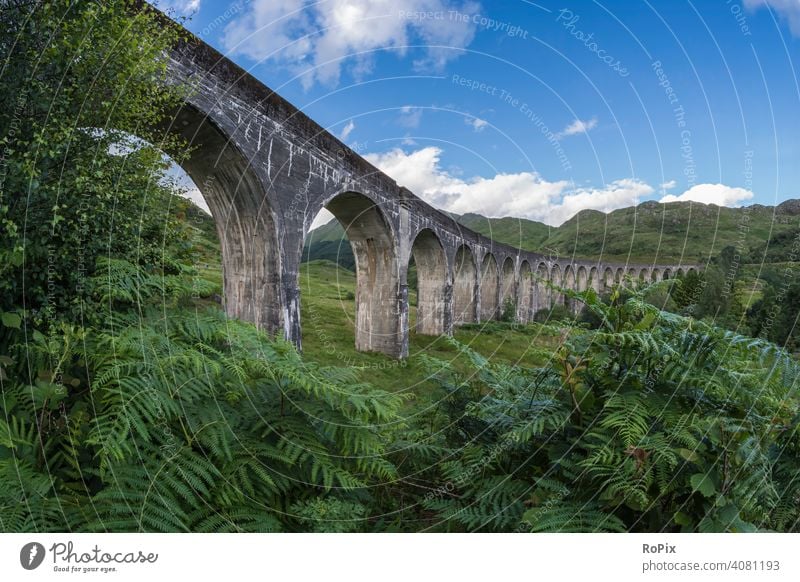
[301,199,800,269]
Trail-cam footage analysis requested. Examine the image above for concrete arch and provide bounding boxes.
[325,191,401,355]
[663,268,672,280]
[577,266,589,291]
[603,267,615,291]
[652,268,661,282]
[409,229,447,336]
[480,253,500,321]
[616,267,625,284]
[168,104,283,337]
[518,260,532,322]
[453,245,478,325]
[564,265,577,313]
[551,264,563,308]
[677,268,686,277]
[639,268,649,284]
[500,257,516,314]
[687,267,698,275]
[534,262,550,313]
[588,266,601,293]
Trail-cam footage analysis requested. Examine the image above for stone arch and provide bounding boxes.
[453,245,478,325]
[500,257,516,315]
[534,262,550,313]
[551,264,563,308]
[639,268,649,284]
[170,103,282,337]
[588,266,600,293]
[687,267,698,275]
[577,266,589,291]
[564,265,577,313]
[603,267,614,292]
[663,268,672,280]
[651,268,661,282]
[616,267,625,284]
[677,268,685,277]
[480,253,500,321]
[409,229,447,336]
[517,260,532,322]
[324,191,401,355]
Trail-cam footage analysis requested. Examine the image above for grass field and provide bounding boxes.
[298,259,567,400]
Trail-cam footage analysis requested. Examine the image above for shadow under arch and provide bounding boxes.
[518,260,532,322]
[564,265,576,313]
[409,229,447,336]
[480,253,499,321]
[500,257,515,314]
[534,262,550,313]
[453,244,478,325]
[160,102,281,335]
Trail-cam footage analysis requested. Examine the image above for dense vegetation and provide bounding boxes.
[2,0,799,533]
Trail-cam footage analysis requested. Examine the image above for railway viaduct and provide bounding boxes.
[152,8,698,358]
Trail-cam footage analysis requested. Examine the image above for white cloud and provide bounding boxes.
[557,117,597,138]
[339,119,356,140]
[364,146,653,225]
[745,0,800,36]
[659,179,677,191]
[660,183,754,206]
[223,0,480,88]
[397,105,423,128]
[465,116,488,132]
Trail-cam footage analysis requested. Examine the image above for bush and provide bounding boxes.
[419,291,800,532]
[534,303,572,323]
[500,297,517,322]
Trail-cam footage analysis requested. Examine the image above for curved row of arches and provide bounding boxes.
[313,191,696,355]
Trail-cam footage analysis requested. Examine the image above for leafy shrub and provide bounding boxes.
[419,287,800,532]
[500,298,517,322]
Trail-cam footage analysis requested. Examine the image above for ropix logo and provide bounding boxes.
[20,542,46,570]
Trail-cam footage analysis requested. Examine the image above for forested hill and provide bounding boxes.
[303,199,800,269]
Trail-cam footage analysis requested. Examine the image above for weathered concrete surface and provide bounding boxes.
[152,8,701,358]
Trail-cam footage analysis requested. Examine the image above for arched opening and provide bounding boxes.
[535,262,550,314]
[677,268,686,278]
[321,191,401,356]
[652,268,661,282]
[518,261,532,323]
[480,253,499,321]
[628,268,637,286]
[663,268,672,280]
[500,257,516,318]
[588,267,600,294]
[551,264,563,309]
[577,266,589,292]
[639,268,649,286]
[453,245,477,325]
[167,103,281,335]
[564,265,577,313]
[409,229,447,336]
[603,267,615,292]
[616,267,625,284]
[687,268,698,276]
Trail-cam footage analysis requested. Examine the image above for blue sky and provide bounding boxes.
[156,0,800,226]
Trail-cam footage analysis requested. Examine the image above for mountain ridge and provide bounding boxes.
[303,198,800,268]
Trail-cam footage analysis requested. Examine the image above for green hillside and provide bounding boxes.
[456,212,553,250]
[543,200,800,263]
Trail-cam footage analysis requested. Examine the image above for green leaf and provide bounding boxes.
[1,311,21,329]
[690,473,716,497]
[678,448,700,462]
